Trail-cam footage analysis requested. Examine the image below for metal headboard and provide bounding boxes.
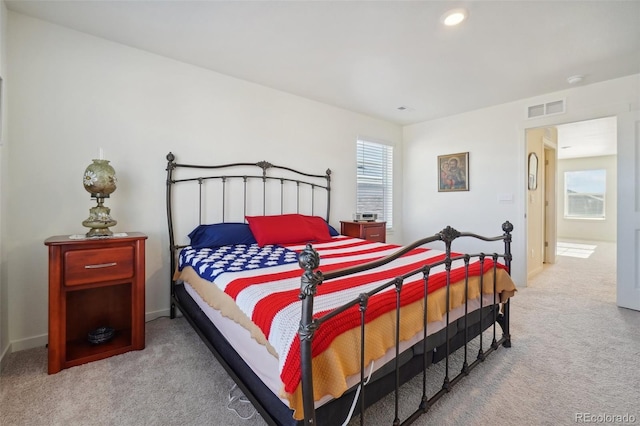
[165,152,332,294]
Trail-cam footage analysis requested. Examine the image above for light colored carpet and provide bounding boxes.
[2,240,638,425]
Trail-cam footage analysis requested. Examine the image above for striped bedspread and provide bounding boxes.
[178,236,516,416]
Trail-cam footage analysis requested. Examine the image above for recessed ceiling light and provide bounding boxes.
[567,75,584,85]
[441,8,468,26]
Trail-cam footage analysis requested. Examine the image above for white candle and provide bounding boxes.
[99,148,104,160]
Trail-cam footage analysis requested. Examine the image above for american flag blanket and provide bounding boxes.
[179,244,300,280]
[178,236,514,403]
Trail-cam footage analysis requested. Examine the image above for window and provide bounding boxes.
[564,169,606,219]
[356,139,393,228]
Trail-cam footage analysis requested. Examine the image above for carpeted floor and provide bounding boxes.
[1,240,638,425]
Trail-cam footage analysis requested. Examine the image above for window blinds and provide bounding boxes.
[356,139,393,228]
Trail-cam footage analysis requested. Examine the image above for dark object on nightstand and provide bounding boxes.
[88,326,115,345]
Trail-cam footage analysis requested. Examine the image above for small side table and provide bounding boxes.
[45,232,147,374]
[340,221,386,243]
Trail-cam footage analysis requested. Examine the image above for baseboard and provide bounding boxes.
[10,333,48,353]
[145,308,173,323]
[0,342,12,373]
[4,309,175,360]
[527,264,544,280]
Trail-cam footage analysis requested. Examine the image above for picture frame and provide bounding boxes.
[528,152,538,190]
[438,152,469,192]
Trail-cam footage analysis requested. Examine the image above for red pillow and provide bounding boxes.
[245,214,332,246]
[303,215,332,242]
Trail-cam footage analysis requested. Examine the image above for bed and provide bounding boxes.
[165,152,517,425]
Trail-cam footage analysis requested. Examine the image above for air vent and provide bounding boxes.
[527,99,565,119]
[528,104,545,118]
[546,100,564,114]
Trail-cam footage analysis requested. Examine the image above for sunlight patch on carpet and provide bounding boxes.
[556,241,597,258]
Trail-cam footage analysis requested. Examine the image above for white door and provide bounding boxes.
[617,110,640,311]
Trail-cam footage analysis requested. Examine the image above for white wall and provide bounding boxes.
[403,74,639,288]
[5,12,402,351]
[557,155,617,242]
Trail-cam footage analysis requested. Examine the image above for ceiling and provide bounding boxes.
[555,116,617,160]
[6,0,640,127]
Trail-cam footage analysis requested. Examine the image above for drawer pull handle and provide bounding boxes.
[85,262,117,269]
[370,234,380,237]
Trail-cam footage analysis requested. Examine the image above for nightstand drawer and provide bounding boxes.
[363,225,385,243]
[64,246,134,286]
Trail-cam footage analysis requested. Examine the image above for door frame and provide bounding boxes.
[616,110,640,311]
[543,144,557,265]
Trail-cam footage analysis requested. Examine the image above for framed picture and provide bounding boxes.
[528,152,538,190]
[438,152,469,192]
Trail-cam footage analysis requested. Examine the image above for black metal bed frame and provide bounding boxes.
[165,152,514,426]
[298,224,513,425]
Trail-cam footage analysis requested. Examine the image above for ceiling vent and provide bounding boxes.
[527,99,565,119]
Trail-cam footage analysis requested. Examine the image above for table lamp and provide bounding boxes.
[82,158,117,237]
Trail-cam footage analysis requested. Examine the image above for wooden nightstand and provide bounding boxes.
[340,221,386,243]
[44,232,147,374]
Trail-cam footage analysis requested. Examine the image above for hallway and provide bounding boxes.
[531,239,616,304]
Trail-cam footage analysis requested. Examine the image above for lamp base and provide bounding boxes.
[82,203,117,237]
[84,227,115,238]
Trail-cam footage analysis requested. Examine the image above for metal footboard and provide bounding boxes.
[298,222,513,425]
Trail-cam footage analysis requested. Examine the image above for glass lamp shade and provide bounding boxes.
[83,159,117,197]
[82,159,118,237]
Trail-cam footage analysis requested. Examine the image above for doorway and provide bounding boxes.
[525,117,617,283]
